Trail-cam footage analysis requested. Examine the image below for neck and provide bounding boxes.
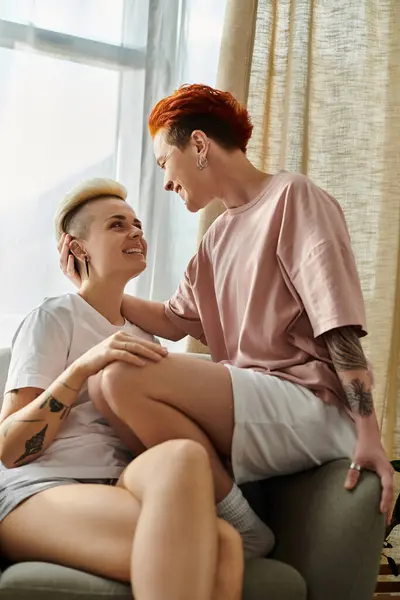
[213,150,272,209]
[78,277,126,326]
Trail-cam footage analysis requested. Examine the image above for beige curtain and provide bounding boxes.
[246,0,400,455]
[189,0,400,558]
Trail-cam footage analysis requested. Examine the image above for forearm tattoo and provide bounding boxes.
[324,326,373,417]
[14,425,49,464]
[2,392,72,465]
[324,326,367,371]
[40,394,71,420]
[343,379,373,416]
[61,380,80,393]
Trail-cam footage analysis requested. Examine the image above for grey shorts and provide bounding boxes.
[0,477,118,522]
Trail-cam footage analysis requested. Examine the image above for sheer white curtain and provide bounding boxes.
[0,0,226,347]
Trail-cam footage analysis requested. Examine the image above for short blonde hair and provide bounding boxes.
[55,178,127,242]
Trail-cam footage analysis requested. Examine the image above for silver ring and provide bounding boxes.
[350,462,362,471]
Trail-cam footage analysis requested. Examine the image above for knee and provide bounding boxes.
[87,371,106,410]
[162,439,211,483]
[99,362,136,414]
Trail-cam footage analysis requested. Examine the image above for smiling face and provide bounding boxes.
[70,197,147,282]
[153,129,216,213]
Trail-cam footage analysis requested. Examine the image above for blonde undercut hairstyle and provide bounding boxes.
[55,178,127,242]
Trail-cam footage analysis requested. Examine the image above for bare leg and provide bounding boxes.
[89,354,234,501]
[87,373,147,458]
[91,373,232,501]
[213,520,244,600]
[100,354,234,455]
[90,355,275,559]
[0,483,137,582]
[0,440,232,600]
[119,440,219,600]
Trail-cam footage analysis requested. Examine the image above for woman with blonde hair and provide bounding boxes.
[0,178,243,600]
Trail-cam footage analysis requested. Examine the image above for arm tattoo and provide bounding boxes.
[39,395,64,412]
[61,381,80,393]
[323,326,367,371]
[14,424,48,464]
[344,379,373,416]
[39,394,70,417]
[39,394,72,420]
[60,405,72,420]
[40,394,73,420]
[2,392,71,464]
[324,326,373,417]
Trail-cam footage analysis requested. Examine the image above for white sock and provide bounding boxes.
[217,483,275,559]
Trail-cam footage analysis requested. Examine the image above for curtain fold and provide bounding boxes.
[245,0,400,462]
[188,2,400,555]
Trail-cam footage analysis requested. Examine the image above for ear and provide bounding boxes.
[69,239,87,262]
[191,130,209,156]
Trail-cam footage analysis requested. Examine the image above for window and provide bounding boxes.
[0,0,226,347]
[0,0,127,45]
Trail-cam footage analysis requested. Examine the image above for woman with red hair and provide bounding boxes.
[60,84,393,559]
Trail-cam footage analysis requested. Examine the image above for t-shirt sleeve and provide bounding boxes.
[277,174,367,338]
[5,308,71,394]
[164,253,206,344]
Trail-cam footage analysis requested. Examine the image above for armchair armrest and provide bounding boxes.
[242,459,384,600]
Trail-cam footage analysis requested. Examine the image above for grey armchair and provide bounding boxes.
[0,348,384,599]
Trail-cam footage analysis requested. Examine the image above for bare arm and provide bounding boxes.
[323,325,394,517]
[121,295,185,342]
[0,364,86,468]
[323,326,374,422]
[0,328,168,469]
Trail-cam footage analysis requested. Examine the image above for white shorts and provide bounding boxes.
[226,365,356,485]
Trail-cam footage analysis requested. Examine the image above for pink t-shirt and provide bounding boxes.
[165,171,367,407]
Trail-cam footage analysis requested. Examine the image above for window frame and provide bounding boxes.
[0,14,145,71]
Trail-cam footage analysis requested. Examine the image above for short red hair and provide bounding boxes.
[148,84,253,153]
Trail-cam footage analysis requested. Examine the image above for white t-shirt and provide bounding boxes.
[1,293,156,481]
